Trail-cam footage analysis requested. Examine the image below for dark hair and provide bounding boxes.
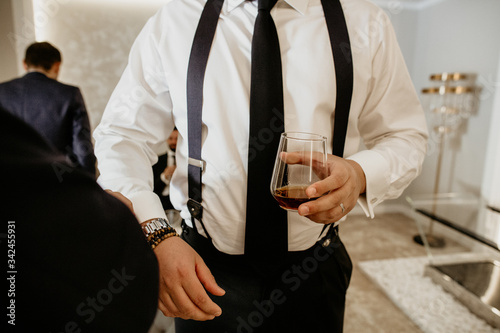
[24,42,62,71]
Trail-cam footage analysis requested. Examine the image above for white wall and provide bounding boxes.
[482,60,500,209]
[3,0,36,77]
[9,0,166,130]
[0,0,18,81]
[374,0,500,205]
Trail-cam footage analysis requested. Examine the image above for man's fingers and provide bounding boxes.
[299,186,341,218]
[304,169,347,199]
[280,151,326,166]
[280,151,303,165]
[158,298,177,318]
[298,175,352,219]
[154,237,223,321]
[160,280,219,320]
[295,155,366,224]
[195,259,226,297]
[181,266,223,317]
[299,195,349,222]
[299,181,359,223]
[280,151,331,181]
[172,287,218,320]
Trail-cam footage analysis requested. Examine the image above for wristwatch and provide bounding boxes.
[140,218,173,237]
[140,218,179,249]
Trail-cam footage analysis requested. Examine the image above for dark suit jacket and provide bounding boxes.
[0,109,158,332]
[0,72,96,176]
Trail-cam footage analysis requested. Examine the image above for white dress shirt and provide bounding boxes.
[94,0,428,254]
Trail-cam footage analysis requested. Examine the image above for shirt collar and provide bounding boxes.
[227,0,247,12]
[285,0,309,15]
[227,0,309,15]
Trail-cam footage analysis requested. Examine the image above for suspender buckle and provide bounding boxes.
[187,198,203,220]
[188,157,206,172]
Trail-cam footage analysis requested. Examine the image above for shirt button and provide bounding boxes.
[370,198,378,204]
[322,238,331,247]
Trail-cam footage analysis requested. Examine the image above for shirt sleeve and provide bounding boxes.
[347,9,429,218]
[93,10,174,223]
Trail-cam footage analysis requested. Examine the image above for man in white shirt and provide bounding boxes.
[94,0,428,331]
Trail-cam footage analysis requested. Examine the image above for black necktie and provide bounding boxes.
[245,0,288,259]
[186,0,353,255]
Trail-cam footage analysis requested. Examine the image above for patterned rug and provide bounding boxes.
[358,253,500,333]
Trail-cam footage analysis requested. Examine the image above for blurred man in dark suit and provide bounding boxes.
[0,41,96,176]
[0,107,159,332]
[153,128,178,211]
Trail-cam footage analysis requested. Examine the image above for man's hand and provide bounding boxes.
[285,153,366,224]
[162,165,176,182]
[155,237,225,320]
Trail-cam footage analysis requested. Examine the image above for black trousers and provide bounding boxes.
[175,222,353,333]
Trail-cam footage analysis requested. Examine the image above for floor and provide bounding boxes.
[341,212,469,333]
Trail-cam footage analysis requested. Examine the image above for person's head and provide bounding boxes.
[23,42,62,80]
[167,128,178,151]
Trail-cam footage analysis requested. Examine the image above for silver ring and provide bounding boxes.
[340,203,345,214]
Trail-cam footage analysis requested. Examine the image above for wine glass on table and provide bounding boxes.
[270,132,328,210]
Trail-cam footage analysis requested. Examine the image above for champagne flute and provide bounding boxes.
[270,132,328,210]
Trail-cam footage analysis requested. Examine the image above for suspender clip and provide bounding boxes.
[187,198,203,220]
[188,157,206,172]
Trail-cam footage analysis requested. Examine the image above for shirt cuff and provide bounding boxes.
[128,190,167,223]
[346,150,391,218]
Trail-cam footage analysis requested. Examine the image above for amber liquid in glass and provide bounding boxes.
[273,185,320,210]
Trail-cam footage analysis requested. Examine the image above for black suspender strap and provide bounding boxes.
[186,0,224,232]
[322,0,353,158]
[186,0,353,239]
[321,0,354,236]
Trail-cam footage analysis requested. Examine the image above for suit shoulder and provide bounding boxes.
[0,77,23,89]
[52,79,80,91]
[0,78,25,102]
[50,80,84,97]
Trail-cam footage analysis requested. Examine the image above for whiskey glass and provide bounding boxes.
[270,132,328,210]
